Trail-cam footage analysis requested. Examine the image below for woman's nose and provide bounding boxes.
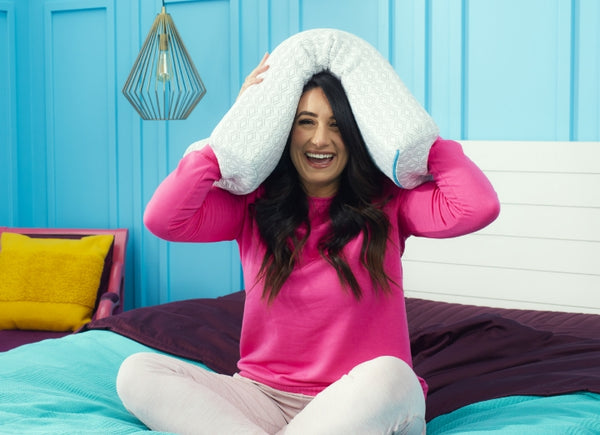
[311,125,329,147]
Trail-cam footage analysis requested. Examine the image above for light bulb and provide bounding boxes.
[157,33,172,82]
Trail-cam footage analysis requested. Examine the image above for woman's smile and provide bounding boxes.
[305,152,335,167]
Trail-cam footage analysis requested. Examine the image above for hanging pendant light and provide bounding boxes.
[123,4,206,120]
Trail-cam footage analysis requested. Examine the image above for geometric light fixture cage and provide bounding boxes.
[122,5,206,120]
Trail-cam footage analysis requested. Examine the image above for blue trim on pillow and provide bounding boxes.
[392,150,403,187]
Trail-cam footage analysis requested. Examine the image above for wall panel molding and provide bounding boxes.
[376,0,391,61]
[43,0,117,227]
[555,0,575,140]
[229,0,241,94]
[8,0,599,308]
[575,0,600,140]
[392,0,428,107]
[429,0,464,138]
[0,2,17,225]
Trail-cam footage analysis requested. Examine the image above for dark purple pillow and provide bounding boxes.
[81,291,244,375]
[405,297,600,339]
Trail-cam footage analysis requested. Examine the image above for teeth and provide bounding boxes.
[306,152,333,159]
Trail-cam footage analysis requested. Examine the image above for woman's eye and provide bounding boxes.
[298,118,314,125]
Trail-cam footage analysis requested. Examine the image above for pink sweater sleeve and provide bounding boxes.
[398,138,500,238]
[143,145,248,243]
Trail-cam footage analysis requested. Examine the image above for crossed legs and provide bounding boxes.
[117,353,425,435]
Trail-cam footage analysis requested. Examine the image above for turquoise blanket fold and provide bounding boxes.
[428,393,600,434]
[1,330,599,433]
[0,330,209,434]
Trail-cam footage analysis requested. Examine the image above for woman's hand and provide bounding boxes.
[237,52,270,100]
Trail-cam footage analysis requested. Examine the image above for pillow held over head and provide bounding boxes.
[190,28,439,194]
[0,232,114,332]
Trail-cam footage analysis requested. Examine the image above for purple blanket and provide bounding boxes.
[82,292,600,420]
[83,292,243,375]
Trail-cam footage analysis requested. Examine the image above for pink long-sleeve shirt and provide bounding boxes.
[144,138,500,397]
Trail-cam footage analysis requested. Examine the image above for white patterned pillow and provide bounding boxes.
[188,28,439,194]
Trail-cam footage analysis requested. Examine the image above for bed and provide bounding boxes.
[1,140,599,434]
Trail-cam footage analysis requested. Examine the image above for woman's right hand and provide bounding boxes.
[236,52,270,100]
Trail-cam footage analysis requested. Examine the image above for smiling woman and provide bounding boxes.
[119,30,500,435]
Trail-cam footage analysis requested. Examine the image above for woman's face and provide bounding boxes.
[289,87,348,198]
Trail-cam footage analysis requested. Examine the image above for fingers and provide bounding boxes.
[256,52,270,71]
[248,52,270,85]
[249,52,270,80]
[237,52,270,100]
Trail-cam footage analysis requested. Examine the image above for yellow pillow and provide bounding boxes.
[0,232,114,332]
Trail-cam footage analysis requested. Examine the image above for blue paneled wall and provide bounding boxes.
[1,0,599,309]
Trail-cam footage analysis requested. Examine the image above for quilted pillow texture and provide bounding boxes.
[0,233,114,332]
[197,28,439,194]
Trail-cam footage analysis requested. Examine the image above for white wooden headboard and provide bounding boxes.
[403,141,600,314]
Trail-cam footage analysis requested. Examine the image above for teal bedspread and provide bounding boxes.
[1,329,599,433]
[0,330,209,434]
[428,393,600,434]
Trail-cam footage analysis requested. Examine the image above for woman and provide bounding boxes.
[117,59,500,434]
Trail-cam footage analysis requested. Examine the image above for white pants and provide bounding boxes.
[116,353,426,435]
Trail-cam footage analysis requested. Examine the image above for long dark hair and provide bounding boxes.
[253,70,393,302]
